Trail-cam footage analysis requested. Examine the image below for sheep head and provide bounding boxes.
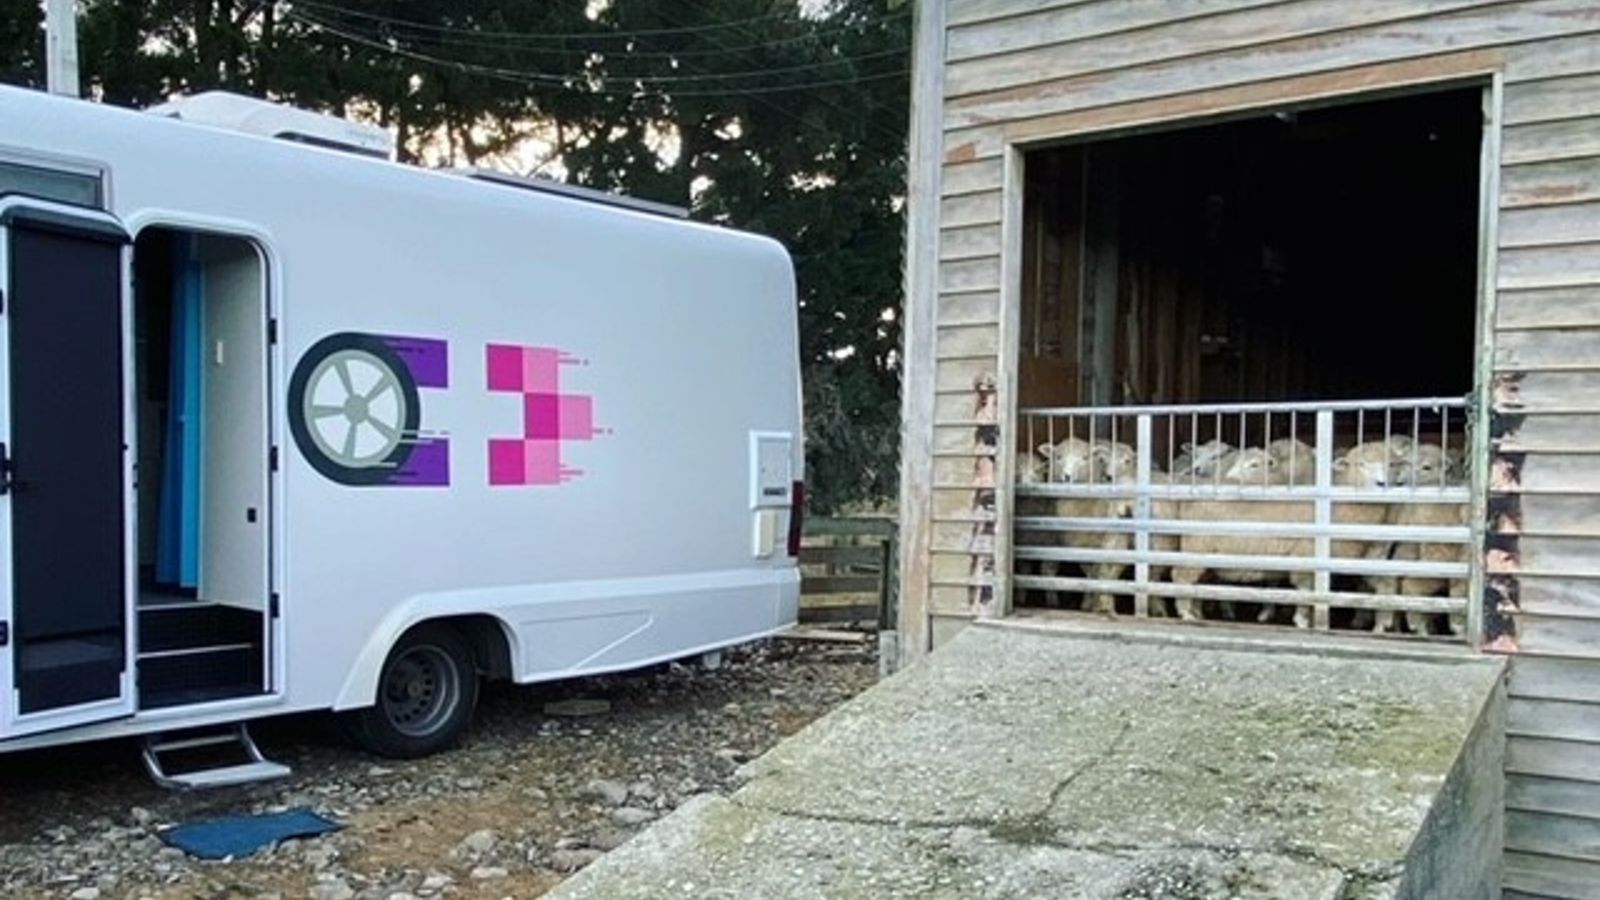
[1015,450,1043,486]
[1222,447,1285,485]
[1091,442,1137,484]
[1036,437,1096,484]
[1174,438,1234,476]
[1334,442,1399,487]
[1391,443,1459,487]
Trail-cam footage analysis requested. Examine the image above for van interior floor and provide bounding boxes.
[136,595,265,710]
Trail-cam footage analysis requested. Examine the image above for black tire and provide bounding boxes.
[343,624,479,759]
[287,332,422,487]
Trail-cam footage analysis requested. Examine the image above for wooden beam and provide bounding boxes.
[993,143,1026,619]
[895,0,949,667]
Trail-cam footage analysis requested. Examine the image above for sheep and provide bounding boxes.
[1218,447,1287,486]
[1168,441,1398,628]
[1036,437,1098,485]
[1030,438,1140,615]
[1012,448,1054,606]
[1367,443,1469,636]
[1016,449,1043,486]
[1267,438,1316,485]
[1169,439,1235,480]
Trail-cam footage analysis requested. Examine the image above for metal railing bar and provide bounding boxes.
[1015,516,1471,542]
[1014,576,1468,614]
[1017,484,1471,502]
[1019,397,1468,417]
[1016,546,1470,579]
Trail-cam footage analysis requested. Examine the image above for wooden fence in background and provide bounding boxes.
[799,516,897,629]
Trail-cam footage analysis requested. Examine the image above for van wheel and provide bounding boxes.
[345,625,479,759]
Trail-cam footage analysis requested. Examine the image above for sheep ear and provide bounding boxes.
[1036,443,1054,459]
[1333,458,1350,472]
[1181,442,1194,453]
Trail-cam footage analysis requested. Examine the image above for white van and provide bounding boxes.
[0,87,804,786]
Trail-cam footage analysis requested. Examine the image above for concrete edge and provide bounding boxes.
[981,614,1504,667]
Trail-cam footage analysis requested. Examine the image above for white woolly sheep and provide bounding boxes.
[1170,439,1235,480]
[1367,443,1468,636]
[1029,438,1139,615]
[1168,441,1398,628]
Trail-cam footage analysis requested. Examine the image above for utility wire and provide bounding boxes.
[292,2,908,58]
[293,10,905,84]
[289,0,897,43]
[288,9,908,98]
[667,0,906,145]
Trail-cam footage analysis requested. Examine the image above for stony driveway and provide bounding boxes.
[0,639,877,900]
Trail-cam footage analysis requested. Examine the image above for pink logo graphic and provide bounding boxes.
[486,344,603,486]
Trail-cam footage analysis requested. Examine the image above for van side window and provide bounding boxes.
[0,159,102,208]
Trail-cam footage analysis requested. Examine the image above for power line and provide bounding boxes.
[289,0,898,43]
[291,2,908,59]
[288,9,908,98]
[625,0,904,159]
[293,10,905,84]
[667,0,905,145]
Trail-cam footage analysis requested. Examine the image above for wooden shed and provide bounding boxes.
[895,2,1600,895]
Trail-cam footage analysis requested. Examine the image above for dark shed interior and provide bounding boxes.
[1018,86,1485,411]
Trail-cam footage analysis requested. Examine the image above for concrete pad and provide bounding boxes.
[547,623,1505,900]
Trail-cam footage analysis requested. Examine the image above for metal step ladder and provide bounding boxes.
[140,724,291,790]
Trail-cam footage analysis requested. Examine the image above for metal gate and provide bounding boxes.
[1013,398,1474,642]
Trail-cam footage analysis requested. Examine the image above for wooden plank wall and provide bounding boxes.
[1494,30,1600,895]
[898,0,1600,892]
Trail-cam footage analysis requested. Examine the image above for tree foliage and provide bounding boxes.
[8,0,908,512]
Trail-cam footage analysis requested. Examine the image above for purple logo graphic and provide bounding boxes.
[486,344,603,486]
[288,332,450,487]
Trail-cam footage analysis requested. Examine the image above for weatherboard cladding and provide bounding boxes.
[898,2,1600,893]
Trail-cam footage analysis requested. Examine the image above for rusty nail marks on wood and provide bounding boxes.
[1490,411,1526,443]
[1491,452,1525,492]
[1487,494,1523,535]
[1486,546,1521,575]
[1483,572,1520,651]
[1482,633,1520,655]
[1492,372,1524,411]
[967,372,1000,615]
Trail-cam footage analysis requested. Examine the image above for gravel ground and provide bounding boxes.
[0,638,877,900]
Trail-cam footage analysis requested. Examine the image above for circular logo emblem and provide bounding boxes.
[288,332,422,485]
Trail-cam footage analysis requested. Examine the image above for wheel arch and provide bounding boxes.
[332,601,521,711]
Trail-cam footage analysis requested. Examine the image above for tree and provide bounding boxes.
[574,1,907,512]
[14,0,909,512]
[0,2,41,89]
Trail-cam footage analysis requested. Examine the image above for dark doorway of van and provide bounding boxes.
[133,228,271,709]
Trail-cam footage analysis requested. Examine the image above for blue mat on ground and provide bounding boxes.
[160,808,341,860]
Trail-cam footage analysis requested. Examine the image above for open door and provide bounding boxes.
[0,198,136,738]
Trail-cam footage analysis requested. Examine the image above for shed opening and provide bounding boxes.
[1011,85,1486,641]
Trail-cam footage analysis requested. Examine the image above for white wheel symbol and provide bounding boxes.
[302,348,410,469]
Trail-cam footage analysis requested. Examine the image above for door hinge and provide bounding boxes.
[269,593,281,619]
[0,621,9,647]
[0,287,7,314]
[267,317,279,345]
[269,446,280,472]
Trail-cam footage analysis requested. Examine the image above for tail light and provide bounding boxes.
[786,481,806,558]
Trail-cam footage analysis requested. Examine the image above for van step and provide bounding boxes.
[138,604,261,653]
[141,724,290,790]
[138,643,264,710]
[157,760,292,790]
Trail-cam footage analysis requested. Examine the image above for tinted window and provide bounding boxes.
[0,159,102,207]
